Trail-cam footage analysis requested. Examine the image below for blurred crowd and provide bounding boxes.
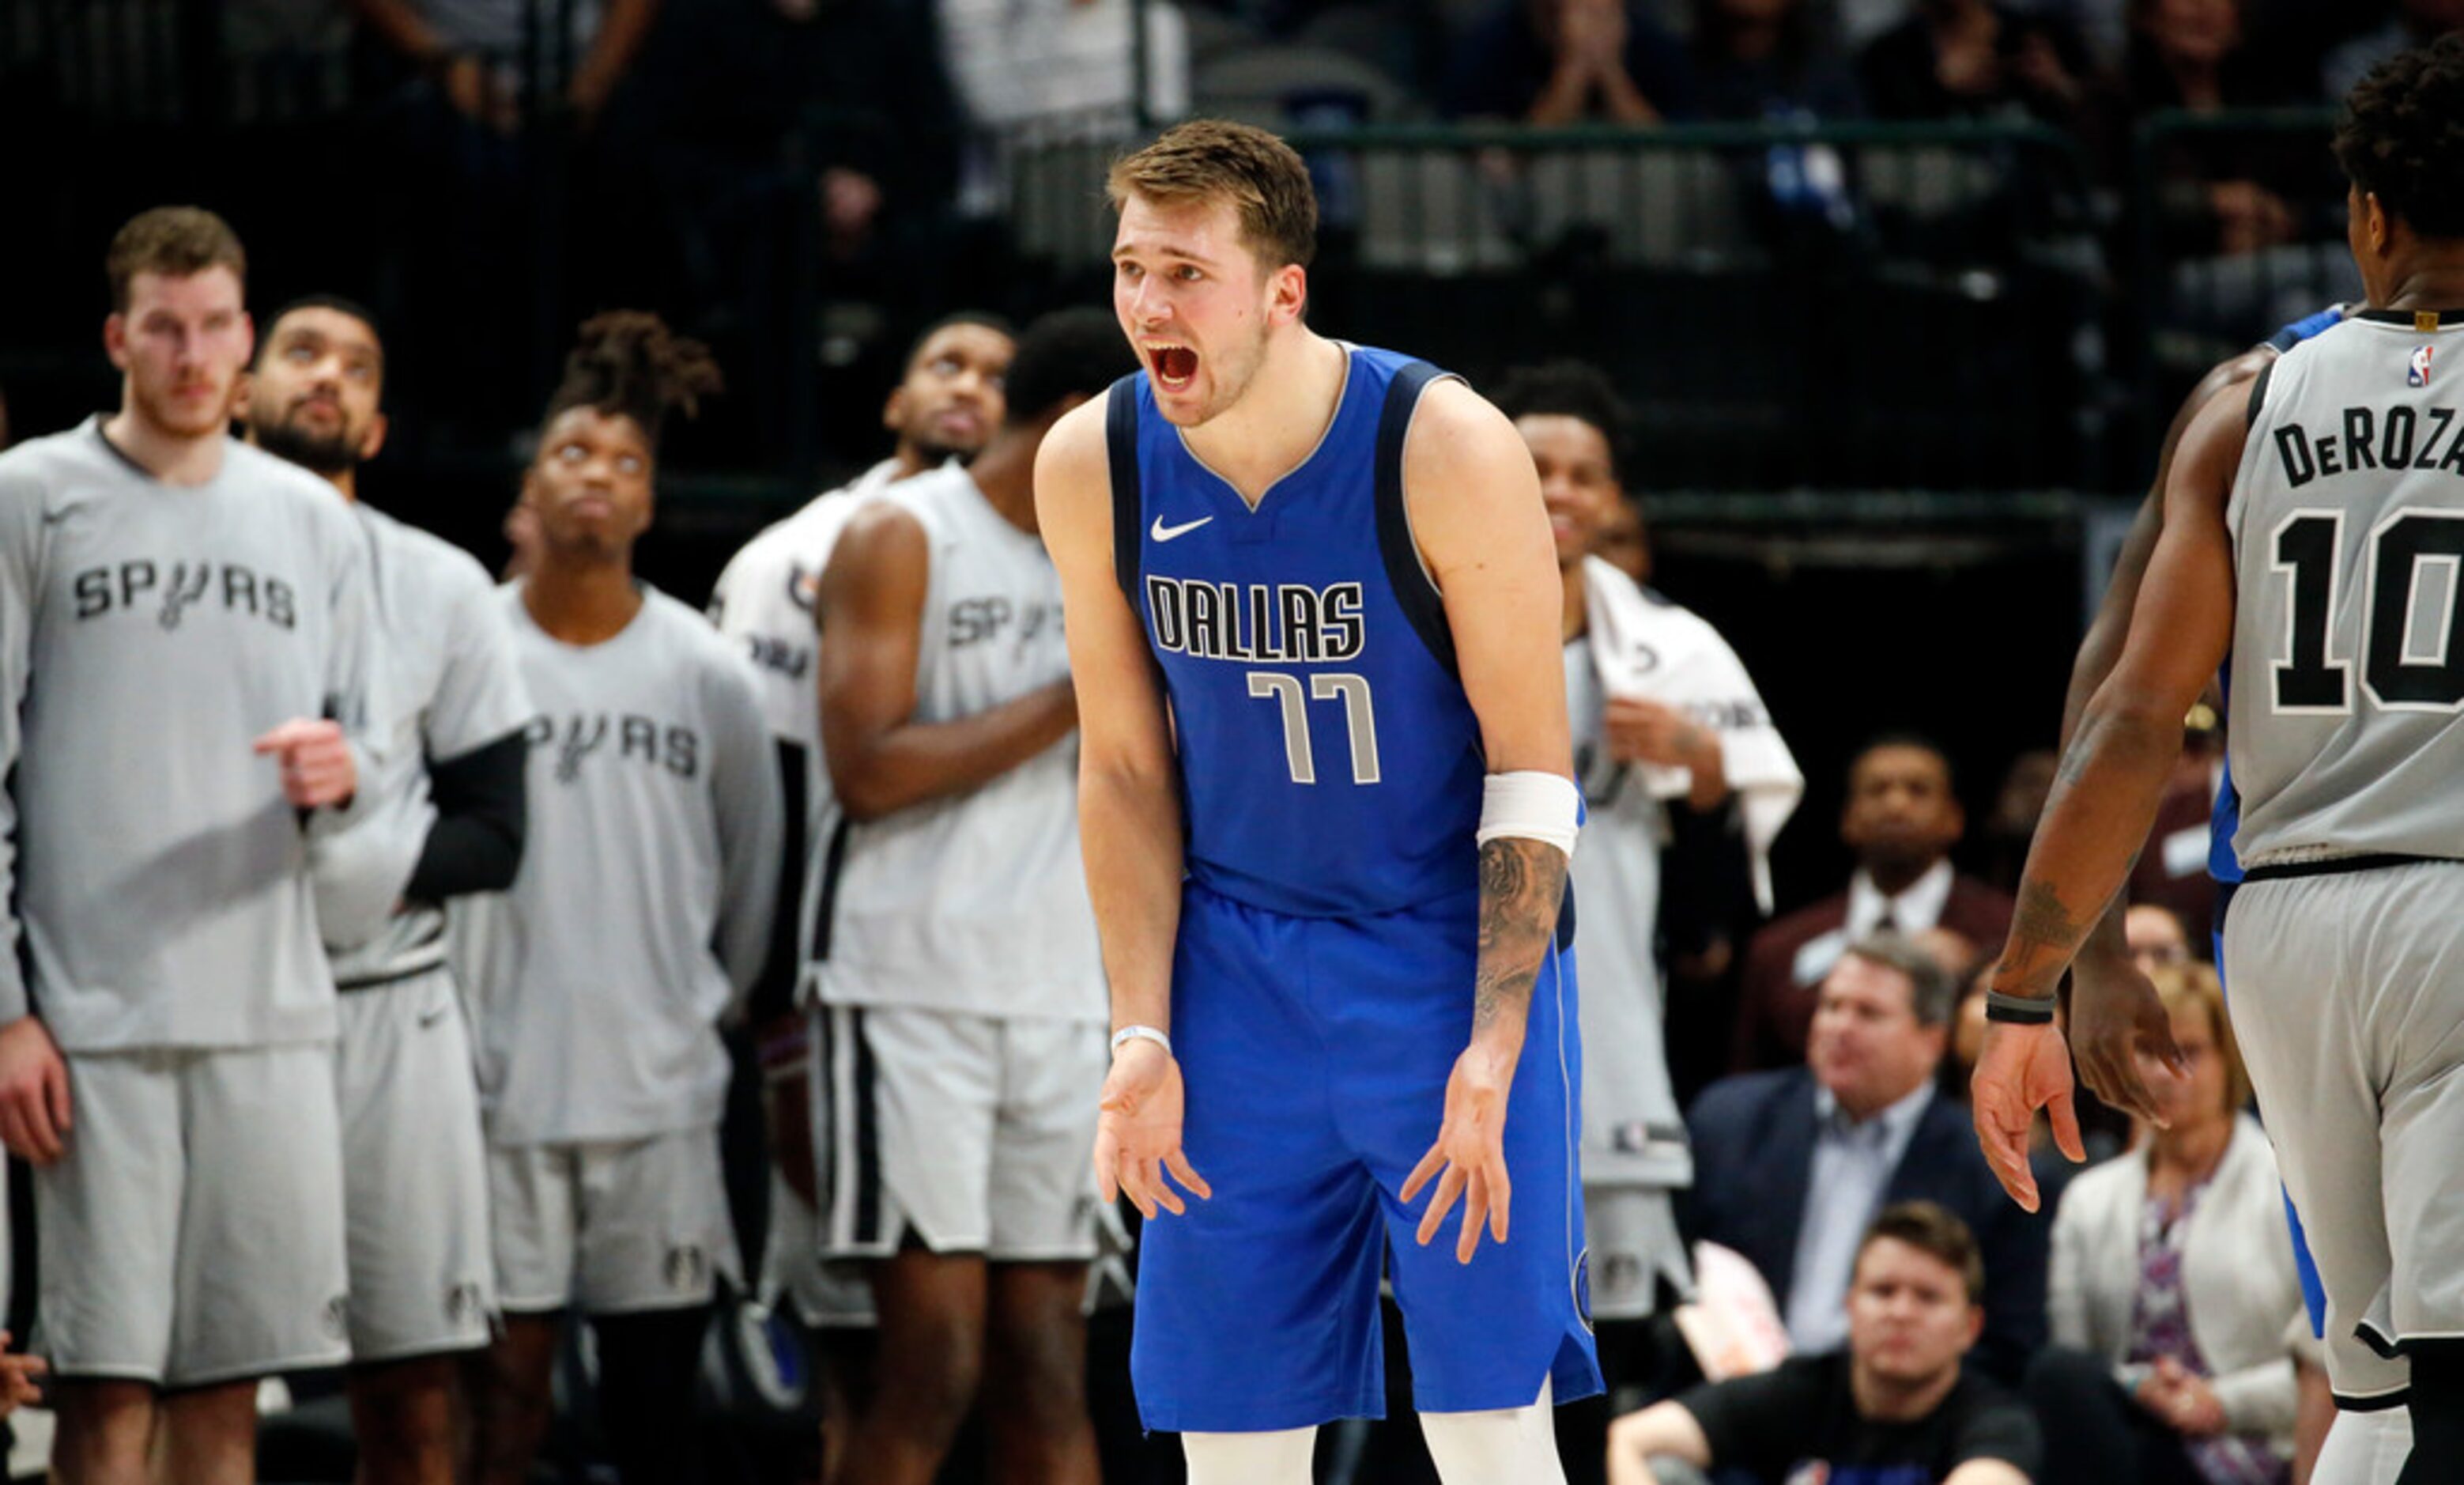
[7,0,2445,486]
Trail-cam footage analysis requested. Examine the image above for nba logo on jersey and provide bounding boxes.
[2409,345,2434,387]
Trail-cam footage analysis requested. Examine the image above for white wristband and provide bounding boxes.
[1110,1024,1172,1057]
[1475,770,1581,860]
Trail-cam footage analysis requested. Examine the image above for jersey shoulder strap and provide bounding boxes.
[1372,359,1458,678]
[1106,375,1144,604]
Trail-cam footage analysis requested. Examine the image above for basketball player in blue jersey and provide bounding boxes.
[1036,119,1600,1484]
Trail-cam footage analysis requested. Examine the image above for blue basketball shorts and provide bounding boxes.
[1128,881,1602,1434]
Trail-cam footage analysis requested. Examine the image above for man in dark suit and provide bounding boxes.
[1733,735,2013,1073]
[1687,934,2049,1385]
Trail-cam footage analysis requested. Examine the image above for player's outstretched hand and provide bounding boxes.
[0,1333,47,1416]
[1970,1019,2087,1213]
[1094,1037,1211,1222]
[255,718,357,808]
[2070,950,2188,1126]
[1403,1043,1515,1264]
[0,1017,70,1166]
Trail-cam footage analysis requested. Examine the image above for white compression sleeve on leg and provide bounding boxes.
[1182,1426,1319,1485]
[1419,1377,1567,1485]
[2312,1406,2414,1485]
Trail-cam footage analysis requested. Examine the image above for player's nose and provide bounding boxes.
[1126,282,1172,328]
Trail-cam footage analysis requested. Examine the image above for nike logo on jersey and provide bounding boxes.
[417,1003,451,1030]
[1151,515,1213,542]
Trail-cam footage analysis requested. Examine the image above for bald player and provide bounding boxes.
[240,295,531,1485]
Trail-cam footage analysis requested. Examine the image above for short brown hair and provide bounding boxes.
[107,206,247,312]
[1858,1201,1985,1306]
[1107,119,1318,270]
[1840,932,1958,1029]
[2149,961,2252,1115]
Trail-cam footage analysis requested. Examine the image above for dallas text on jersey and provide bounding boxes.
[1143,577,1366,663]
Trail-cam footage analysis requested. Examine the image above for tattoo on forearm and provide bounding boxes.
[2004,880,2089,997]
[1473,837,1568,1032]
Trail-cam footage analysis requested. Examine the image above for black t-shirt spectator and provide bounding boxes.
[1680,1351,2043,1483]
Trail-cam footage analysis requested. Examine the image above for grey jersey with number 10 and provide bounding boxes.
[2228,311,2464,871]
[315,502,532,985]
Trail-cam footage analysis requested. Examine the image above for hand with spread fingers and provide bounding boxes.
[1093,1037,1212,1222]
[2070,947,2189,1125]
[1402,1042,1515,1264]
[1970,1018,2086,1213]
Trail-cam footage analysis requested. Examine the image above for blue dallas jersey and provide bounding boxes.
[2209,304,2349,888]
[1104,346,1488,918]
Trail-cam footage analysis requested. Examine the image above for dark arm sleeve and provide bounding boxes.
[742,737,809,1028]
[402,730,529,901]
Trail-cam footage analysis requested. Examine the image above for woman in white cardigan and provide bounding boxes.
[2024,963,2303,1485]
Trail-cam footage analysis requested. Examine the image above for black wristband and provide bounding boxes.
[1984,989,2058,1026]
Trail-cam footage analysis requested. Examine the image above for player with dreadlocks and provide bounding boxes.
[452,312,783,1485]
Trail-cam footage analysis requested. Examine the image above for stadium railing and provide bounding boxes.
[999,116,2105,494]
[2,5,2353,520]
[2126,108,2349,439]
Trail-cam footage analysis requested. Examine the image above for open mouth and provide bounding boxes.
[1147,342,1198,392]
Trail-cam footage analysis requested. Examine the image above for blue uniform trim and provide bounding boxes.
[2266,305,2346,352]
[1105,375,1144,604]
[1372,360,1459,678]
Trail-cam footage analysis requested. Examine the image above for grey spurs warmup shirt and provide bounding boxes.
[316,501,532,984]
[453,582,784,1144]
[0,418,381,1050]
[707,458,899,1004]
[813,466,1101,1023]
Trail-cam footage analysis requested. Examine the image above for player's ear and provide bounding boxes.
[1270,263,1308,326]
[882,384,909,435]
[103,312,130,372]
[361,410,390,463]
